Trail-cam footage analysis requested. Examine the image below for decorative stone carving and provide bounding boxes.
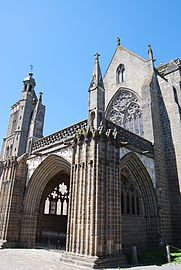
[107,120,153,156]
[89,72,103,89]
[58,147,72,162]
[90,75,96,88]
[107,90,143,136]
[27,155,45,182]
[158,59,181,76]
[32,120,87,152]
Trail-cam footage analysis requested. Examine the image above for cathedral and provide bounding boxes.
[0,39,181,268]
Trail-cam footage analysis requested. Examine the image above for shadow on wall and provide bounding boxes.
[153,76,181,245]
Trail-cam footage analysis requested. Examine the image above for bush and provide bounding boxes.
[170,251,181,264]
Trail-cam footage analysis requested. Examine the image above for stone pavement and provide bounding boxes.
[0,249,181,270]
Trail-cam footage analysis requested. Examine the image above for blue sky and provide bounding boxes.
[0,0,180,147]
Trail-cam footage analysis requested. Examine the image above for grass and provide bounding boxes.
[138,248,181,266]
[170,251,181,264]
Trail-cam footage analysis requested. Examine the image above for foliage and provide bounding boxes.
[138,248,181,266]
[170,251,181,264]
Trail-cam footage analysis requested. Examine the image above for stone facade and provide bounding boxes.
[0,41,180,268]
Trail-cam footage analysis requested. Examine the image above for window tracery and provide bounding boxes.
[121,168,141,216]
[107,90,143,136]
[44,182,69,216]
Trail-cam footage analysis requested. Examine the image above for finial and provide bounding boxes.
[148,45,152,54]
[30,64,33,72]
[147,44,156,68]
[38,92,43,102]
[29,65,33,77]
[94,52,100,60]
[148,44,154,61]
[117,37,121,46]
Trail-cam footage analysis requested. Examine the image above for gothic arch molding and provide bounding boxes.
[120,152,159,248]
[20,154,71,247]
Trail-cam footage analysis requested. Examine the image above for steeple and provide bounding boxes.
[89,53,104,90]
[0,72,45,160]
[88,53,105,129]
[26,91,45,154]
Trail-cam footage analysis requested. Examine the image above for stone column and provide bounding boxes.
[0,156,27,247]
[61,127,126,269]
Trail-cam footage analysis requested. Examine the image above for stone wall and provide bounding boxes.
[158,63,181,245]
[0,156,27,246]
[104,46,148,108]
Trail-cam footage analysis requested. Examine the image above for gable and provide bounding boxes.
[103,46,150,109]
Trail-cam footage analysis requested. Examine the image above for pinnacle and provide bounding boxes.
[89,53,104,90]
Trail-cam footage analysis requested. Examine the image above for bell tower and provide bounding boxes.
[1,72,45,160]
[0,71,45,247]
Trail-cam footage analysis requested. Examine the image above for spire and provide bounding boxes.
[29,91,43,126]
[26,91,45,153]
[88,53,105,129]
[89,53,104,91]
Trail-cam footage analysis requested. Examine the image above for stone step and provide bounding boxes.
[60,252,127,269]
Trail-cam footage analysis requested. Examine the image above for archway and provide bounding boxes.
[20,154,71,248]
[36,172,69,248]
[120,152,159,253]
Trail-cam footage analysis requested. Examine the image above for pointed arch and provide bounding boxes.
[120,152,157,216]
[120,152,159,249]
[24,154,70,213]
[20,154,71,247]
[116,64,125,84]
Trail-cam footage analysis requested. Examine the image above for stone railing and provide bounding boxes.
[32,119,87,152]
[106,120,154,155]
[157,58,181,75]
[32,118,153,156]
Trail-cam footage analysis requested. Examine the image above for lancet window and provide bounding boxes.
[121,168,142,216]
[116,64,125,84]
[44,182,69,216]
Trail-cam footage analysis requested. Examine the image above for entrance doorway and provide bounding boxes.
[36,172,70,249]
